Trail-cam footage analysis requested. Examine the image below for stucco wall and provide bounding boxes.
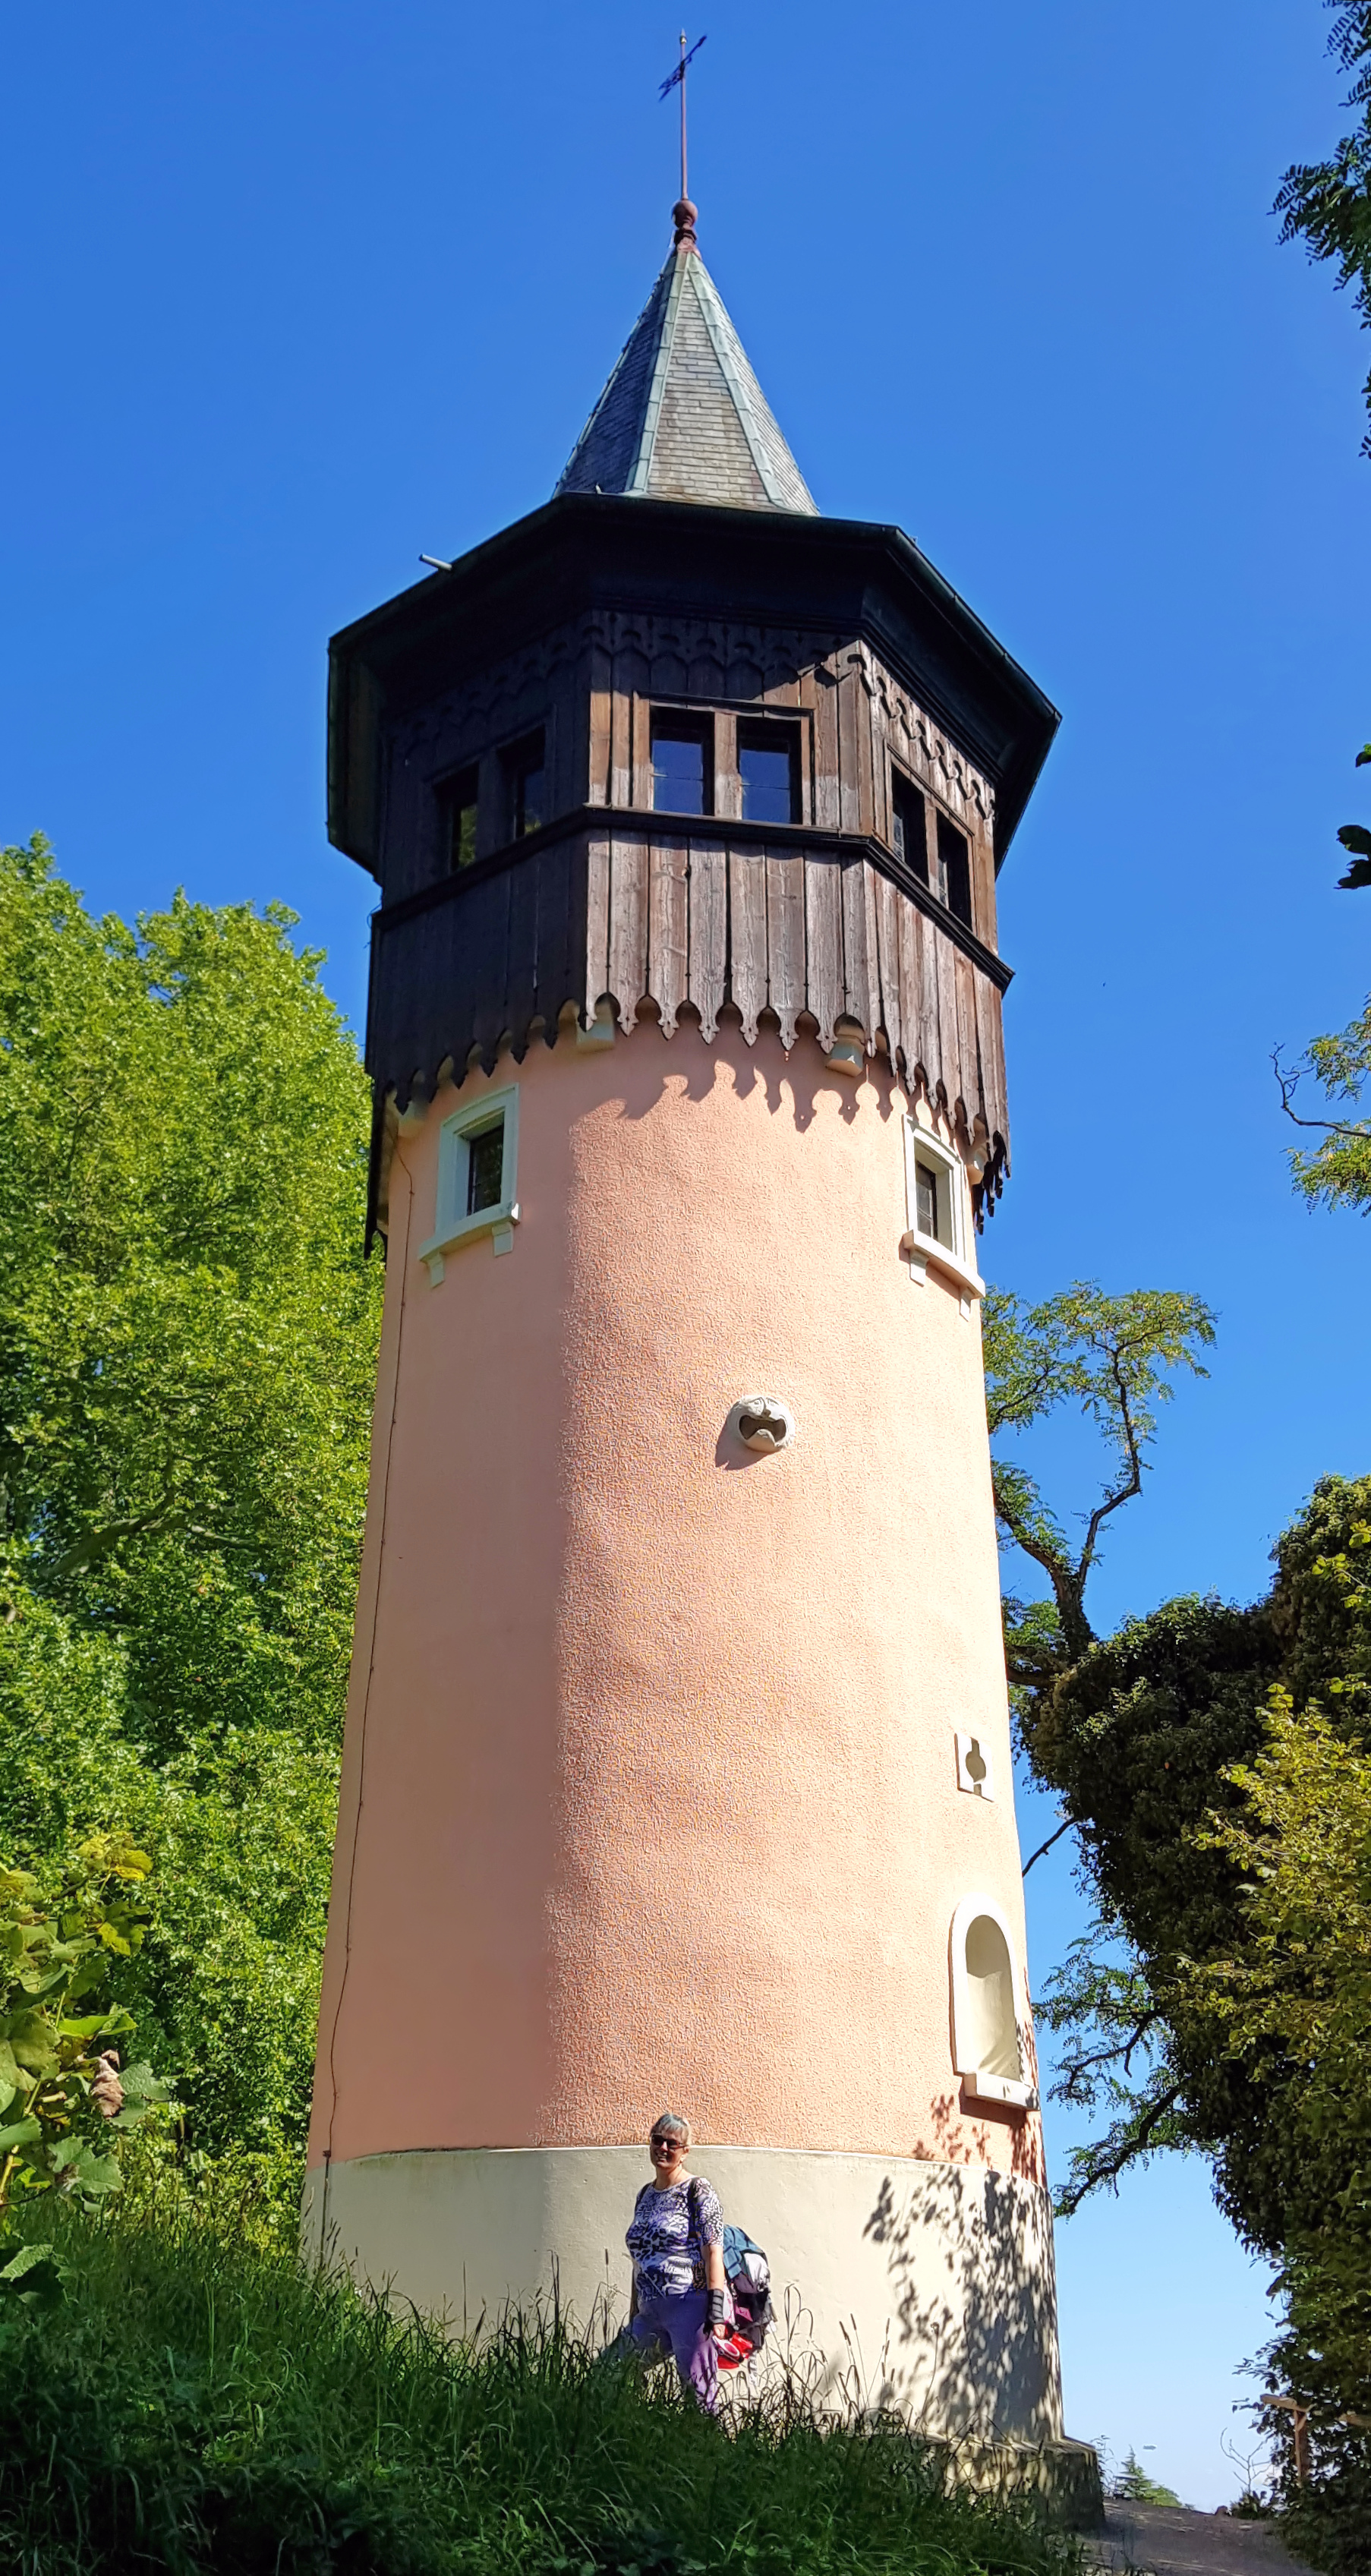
[301,2144,1062,2441]
[308,1014,1039,2181]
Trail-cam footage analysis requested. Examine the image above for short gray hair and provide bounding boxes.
[651,2111,692,2145]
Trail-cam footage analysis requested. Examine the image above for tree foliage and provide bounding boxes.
[984,1282,1215,1679]
[1276,995,1371,1215]
[0,837,381,2214]
[1109,2450,1183,2508]
[1194,1682,1371,2480]
[1275,4,1371,452]
[1018,1477,1371,2250]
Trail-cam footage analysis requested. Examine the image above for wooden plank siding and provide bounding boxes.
[585,835,613,1017]
[607,836,648,1023]
[687,842,727,1042]
[729,847,768,1044]
[371,608,1017,1249]
[804,857,843,1052]
[765,852,805,1052]
[649,837,689,1038]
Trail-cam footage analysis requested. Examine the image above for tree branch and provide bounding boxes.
[1023,1816,1075,1877]
[47,1505,254,1582]
[1274,1048,1370,1143]
[1053,2011,1162,2091]
[1074,1338,1152,1597]
[1054,2083,1186,2216]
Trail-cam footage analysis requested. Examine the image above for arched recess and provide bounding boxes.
[949,1893,1038,2110]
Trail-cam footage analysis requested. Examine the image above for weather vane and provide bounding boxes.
[660,30,706,207]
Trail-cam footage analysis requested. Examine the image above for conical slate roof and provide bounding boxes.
[556,219,816,516]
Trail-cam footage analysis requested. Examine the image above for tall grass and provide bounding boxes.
[0,2187,1086,2576]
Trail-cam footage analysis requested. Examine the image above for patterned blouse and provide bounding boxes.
[626,2174,723,2300]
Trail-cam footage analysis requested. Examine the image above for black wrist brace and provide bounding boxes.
[706,2288,726,2325]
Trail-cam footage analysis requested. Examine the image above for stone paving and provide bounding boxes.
[1092,2503,1315,2576]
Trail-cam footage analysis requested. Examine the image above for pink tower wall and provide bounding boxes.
[304,1013,1061,2436]
[310,1016,1037,2177]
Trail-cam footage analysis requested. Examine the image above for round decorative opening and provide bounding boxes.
[728,1395,795,1454]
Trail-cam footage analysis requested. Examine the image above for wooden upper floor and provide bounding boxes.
[329,494,1057,1231]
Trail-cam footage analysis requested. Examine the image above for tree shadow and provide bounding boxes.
[853,2158,1062,2439]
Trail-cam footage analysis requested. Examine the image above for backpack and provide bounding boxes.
[720,2223,774,2359]
[687,2181,774,2364]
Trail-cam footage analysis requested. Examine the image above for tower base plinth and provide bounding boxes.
[301,2145,1064,2445]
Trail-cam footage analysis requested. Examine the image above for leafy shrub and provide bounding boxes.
[0,1835,166,2228]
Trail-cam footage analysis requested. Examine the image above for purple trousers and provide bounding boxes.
[622,2288,719,2411]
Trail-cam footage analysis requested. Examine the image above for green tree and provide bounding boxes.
[985,1282,1215,1700]
[1275,5,1371,456]
[1111,2450,1183,2508]
[0,837,381,2214]
[1193,1682,1371,2457]
[1275,996,1371,1215]
[1020,1474,1371,2243]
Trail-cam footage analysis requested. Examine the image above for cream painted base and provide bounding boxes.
[301,2146,1063,2442]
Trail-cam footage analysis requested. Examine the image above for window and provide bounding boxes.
[651,715,712,815]
[504,732,547,840]
[465,1121,505,1215]
[915,1158,940,1244]
[900,1120,982,1302]
[418,1085,520,1284]
[934,814,972,928]
[890,773,928,884]
[905,1124,959,1258]
[949,1894,1036,2109]
[439,764,480,872]
[738,721,799,825]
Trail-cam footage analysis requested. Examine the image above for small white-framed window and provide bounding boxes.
[418,1084,520,1285]
[948,1893,1038,2111]
[900,1120,984,1305]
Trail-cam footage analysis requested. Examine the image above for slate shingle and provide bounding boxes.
[556,244,816,516]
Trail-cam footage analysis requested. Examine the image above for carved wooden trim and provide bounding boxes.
[367,824,1011,1248]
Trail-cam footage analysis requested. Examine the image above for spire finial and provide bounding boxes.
[660,30,706,244]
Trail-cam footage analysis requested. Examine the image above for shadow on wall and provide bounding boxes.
[855,2160,1060,2438]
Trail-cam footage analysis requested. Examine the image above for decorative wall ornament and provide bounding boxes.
[956,1730,995,1801]
[727,1396,795,1454]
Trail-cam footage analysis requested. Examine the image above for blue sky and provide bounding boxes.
[5,0,1368,2512]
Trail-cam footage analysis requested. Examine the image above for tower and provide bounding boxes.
[307,201,1069,2451]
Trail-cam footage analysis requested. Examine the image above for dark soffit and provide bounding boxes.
[328,493,1059,882]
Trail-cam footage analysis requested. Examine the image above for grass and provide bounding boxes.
[0,2184,1087,2576]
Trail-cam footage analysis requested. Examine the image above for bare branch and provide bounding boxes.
[1023,1816,1076,1877]
[1273,1047,1371,1143]
[1054,2083,1186,2216]
[1052,2012,1162,2091]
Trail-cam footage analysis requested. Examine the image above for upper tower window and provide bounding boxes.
[504,732,547,840]
[890,773,928,885]
[915,1156,941,1245]
[439,764,480,872]
[935,814,973,929]
[652,715,712,816]
[465,1119,506,1215]
[739,721,799,825]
